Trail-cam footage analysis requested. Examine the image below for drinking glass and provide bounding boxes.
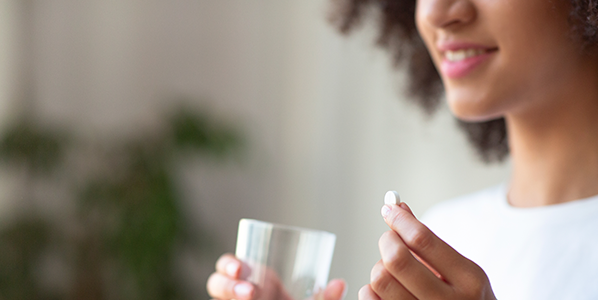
[235,219,336,300]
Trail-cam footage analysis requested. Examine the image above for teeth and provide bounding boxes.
[445,49,486,62]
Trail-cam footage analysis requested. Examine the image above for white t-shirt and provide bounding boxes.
[422,185,598,300]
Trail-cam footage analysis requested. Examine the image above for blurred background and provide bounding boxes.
[0,0,511,299]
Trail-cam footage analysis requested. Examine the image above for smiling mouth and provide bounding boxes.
[439,47,499,78]
[444,48,498,62]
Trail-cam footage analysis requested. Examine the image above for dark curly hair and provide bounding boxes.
[329,0,598,163]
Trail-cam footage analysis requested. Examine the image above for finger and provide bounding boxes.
[378,232,448,298]
[259,267,294,300]
[215,253,242,278]
[323,279,347,300]
[206,272,255,300]
[358,285,381,300]
[370,260,417,300]
[381,203,477,283]
[398,202,415,216]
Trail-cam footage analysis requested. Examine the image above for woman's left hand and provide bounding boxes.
[359,203,497,300]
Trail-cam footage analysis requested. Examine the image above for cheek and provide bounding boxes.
[415,1,438,61]
[445,0,576,120]
[444,47,570,122]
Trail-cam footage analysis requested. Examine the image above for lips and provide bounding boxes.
[437,42,498,79]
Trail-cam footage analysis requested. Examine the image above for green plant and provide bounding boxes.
[0,105,242,300]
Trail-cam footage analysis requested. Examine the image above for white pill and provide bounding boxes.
[384,190,401,205]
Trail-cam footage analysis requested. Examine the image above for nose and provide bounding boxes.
[417,0,476,29]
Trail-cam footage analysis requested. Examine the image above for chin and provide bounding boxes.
[446,91,505,122]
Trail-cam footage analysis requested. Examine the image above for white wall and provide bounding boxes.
[0,0,511,298]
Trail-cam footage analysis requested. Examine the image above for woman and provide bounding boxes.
[207,0,598,299]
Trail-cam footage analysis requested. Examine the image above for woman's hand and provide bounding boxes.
[359,203,497,300]
[207,253,347,300]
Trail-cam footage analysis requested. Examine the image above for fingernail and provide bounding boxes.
[399,202,414,216]
[399,202,409,211]
[234,282,254,298]
[381,205,391,219]
[226,261,240,277]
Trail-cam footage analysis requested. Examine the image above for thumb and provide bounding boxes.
[398,202,416,218]
[322,279,347,300]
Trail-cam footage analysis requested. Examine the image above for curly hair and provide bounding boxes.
[329,0,598,163]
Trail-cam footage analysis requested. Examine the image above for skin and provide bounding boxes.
[210,0,598,298]
[415,0,598,207]
[361,202,496,300]
[207,253,346,300]
[362,0,598,299]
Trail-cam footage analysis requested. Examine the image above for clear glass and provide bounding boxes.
[235,218,336,300]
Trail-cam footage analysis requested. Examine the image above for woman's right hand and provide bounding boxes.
[206,253,347,300]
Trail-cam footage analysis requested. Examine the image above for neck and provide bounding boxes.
[507,78,598,207]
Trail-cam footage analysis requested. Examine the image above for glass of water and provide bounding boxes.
[235,219,336,300]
